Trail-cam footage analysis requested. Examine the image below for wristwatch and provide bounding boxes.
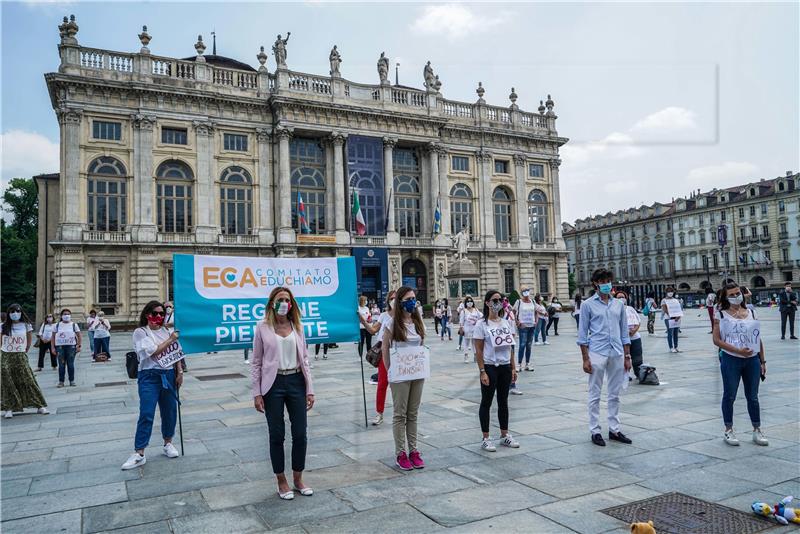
[479,368,486,373]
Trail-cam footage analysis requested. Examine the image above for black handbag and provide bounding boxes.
[125,351,138,379]
[365,341,383,368]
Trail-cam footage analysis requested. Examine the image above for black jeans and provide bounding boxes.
[780,308,796,337]
[37,341,55,369]
[358,330,373,357]
[546,317,559,335]
[479,364,512,433]
[315,344,329,357]
[264,372,308,474]
[629,338,643,379]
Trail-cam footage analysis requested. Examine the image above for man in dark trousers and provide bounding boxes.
[779,282,798,340]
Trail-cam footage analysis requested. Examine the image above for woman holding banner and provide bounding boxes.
[122,301,183,470]
[2,304,48,418]
[661,287,683,353]
[382,286,427,471]
[252,287,315,500]
[473,290,520,452]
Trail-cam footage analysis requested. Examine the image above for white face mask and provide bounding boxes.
[9,312,21,321]
[729,294,744,305]
[521,290,530,298]
[666,292,674,298]
[466,301,474,308]
[617,298,627,306]
[275,302,290,316]
[62,314,71,322]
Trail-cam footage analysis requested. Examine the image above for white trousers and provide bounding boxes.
[587,352,625,434]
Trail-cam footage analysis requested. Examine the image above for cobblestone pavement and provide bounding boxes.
[2,308,798,533]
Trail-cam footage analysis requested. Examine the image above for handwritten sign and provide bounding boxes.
[488,323,514,348]
[668,318,681,329]
[665,299,683,317]
[518,307,535,325]
[723,320,762,356]
[1,335,26,353]
[156,340,186,368]
[388,345,430,383]
[55,327,77,346]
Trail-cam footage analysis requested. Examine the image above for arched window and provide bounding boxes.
[290,138,326,234]
[527,189,547,243]
[156,159,194,233]
[493,186,513,242]
[87,156,127,232]
[220,166,253,235]
[450,183,473,235]
[395,174,421,237]
[350,170,382,235]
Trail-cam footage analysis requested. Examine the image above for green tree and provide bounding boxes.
[568,272,577,296]
[1,178,39,317]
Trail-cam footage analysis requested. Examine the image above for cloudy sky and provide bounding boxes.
[1,1,797,223]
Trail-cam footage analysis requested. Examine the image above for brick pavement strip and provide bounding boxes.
[1,309,799,532]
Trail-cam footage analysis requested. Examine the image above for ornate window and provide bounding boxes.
[219,166,253,235]
[492,186,514,242]
[394,148,421,237]
[290,138,326,234]
[348,136,384,235]
[527,189,547,243]
[87,156,127,232]
[156,160,194,233]
[450,183,473,236]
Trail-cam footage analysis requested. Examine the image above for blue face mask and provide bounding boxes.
[402,298,417,313]
[598,283,613,295]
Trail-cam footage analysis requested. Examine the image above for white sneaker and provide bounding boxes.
[371,413,384,426]
[510,388,524,395]
[37,407,49,415]
[121,452,146,470]
[481,438,496,452]
[543,341,550,345]
[163,443,180,458]
[4,410,13,418]
[501,434,520,448]
[752,429,769,446]
[534,342,542,346]
[244,359,250,365]
[463,354,470,363]
[524,364,531,371]
[723,429,740,446]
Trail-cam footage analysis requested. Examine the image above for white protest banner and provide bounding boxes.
[518,307,535,325]
[488,322,514,348]
[668,318,681,329]
[665,300,683,317]
[388,345,430,383]
[722,320,762,356]
[157,339,186,369]
[55,326,77,346]
[1,334,27,353]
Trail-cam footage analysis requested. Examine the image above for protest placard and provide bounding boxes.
[388,345,430,383]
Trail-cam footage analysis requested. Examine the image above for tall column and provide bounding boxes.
[331,132,349,244]
[437,148,451,241]
[323,138,335,232]
[383,137,399,245]
[550,157,564,244]
[193,120,217,243]
[255,128,274,245]
[476,150,496,247]
[426,143,440,240]
[57,106,83,241]
[276,126,295,243]
[514,154,532,248]
[131,114,157,242]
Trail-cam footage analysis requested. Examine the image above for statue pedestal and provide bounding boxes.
[446,257,481,299]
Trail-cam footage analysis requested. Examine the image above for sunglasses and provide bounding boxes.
[490,298,502,304]
[149,311,166,317]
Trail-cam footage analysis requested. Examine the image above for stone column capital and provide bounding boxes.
[275,125,294,141]
[475,149,493,163]
[549,157,562,169]
[131,113,157,130]
[382,137,397,149]
[513,153,528,166]
[424,142,440,155]
[192,120,216,137]
[255,127,271,143]
[56,105,83,125]
[329,131,347,146]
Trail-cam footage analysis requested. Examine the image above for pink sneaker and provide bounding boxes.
[395,451,413,471]
[409,450,425,469]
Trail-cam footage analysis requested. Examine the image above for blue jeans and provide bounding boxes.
[665,320,679,349]
[720,352,761,428]
[517,326,535,364]
[57,345,76,383]
[87,331,95,355]
[440,316,451,339]
[534,318,548,342]
[264,372,308,474]
[134,368,178,451]
[93,337,110,356]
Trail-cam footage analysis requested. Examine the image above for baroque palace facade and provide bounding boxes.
[36,17,569,323]
[563,173,800,307]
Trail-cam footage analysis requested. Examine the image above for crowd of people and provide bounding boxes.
[0,273,795,501]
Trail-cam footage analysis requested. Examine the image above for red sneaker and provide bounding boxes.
[395,451,413,471]
[409,450,425,469]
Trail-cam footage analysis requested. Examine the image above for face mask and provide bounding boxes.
[148,314,165,326]
[166,307,173,313]
[274,301,291,316]
[402,298,417,313]
[9,312,21,321]
[491,301,503,313]
[46,317,53,323]
[598,283,613,295]
[729,294,744,305]
[521,290,530,297]
[62,314,71,322]
[617,298,627,306]
[666,292,674,298]
[466,301,474,308]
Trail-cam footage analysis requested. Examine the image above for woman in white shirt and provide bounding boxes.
[513,288,536,371]
[661,287,683,353]
[251,287,315,500]
[122,301,183,471]
[474,290,520,452]
[86,310,98,358]
[2,304,48,418]
[363,289,396,426]
[532,294,550,345]
[382,286,427,471]
[615,291,642,380]
[90,311,111,360]
[459,296,483,363]
[52,308,81,387]
[357,295,373,360]
[35,313,57,371]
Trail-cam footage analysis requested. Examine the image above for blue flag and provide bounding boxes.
[433,197,441,234]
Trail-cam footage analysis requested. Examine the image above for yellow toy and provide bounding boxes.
[630,520,656,534]
[752,496,800,525]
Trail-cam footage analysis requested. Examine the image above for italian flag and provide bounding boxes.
[352,191,366,235]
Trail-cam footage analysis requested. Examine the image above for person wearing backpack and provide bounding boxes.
[643,292,657,334]
[52,309,81,388]
[546,297,562,336]
[121,301,183,470]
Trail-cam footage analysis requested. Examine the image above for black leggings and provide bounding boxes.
[315,344,329,356]
[37,341,55,368]
[479,364,512,433]
[358,330,373,357]
[546,317,559,335]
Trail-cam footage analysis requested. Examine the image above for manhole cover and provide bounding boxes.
[601,492,773,534]
[193,373,247,381]
[95,381,129,387]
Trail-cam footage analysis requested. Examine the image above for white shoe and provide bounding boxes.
[244,359,250,365]
[723,429,740,446]
[524,364,531,371]
[37,407,49,415]
[752,429,769,446]
[481,438,496,452]
[510,388,523,395]
[121,452,146,470]
[534,342,542,346]
[163,443,180,458]
[463,355,470,363]
[371,413,384,426]
[501,434,520,448]
[543,341,550,345]
[4,411,13,418]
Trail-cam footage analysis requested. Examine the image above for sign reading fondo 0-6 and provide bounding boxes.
[173,254,360,355]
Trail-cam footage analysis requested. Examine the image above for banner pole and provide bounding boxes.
[176,374,185,456]
[359,351,368,428]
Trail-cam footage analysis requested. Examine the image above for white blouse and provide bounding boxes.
[277,330,298,370]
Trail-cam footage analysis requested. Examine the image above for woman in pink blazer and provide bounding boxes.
[251,286,315,500]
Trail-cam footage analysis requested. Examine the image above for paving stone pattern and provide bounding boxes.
[1,309,798,533]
